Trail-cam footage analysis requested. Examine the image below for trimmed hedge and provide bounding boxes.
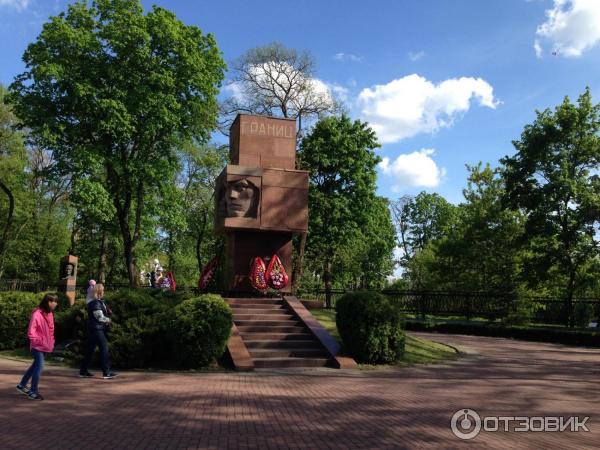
[405,320,600,347]
[336,291,405,364]
[0,291,40,350]
[170,294,233,368]
[57,289,232,369]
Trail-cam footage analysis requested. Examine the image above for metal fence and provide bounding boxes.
[298,289,600,327]
[3,280,599,327]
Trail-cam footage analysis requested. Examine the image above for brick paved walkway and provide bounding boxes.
[1,333,598,449]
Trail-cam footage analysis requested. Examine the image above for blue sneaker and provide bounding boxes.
[16,384,30,396]
[27,392,43,401]
[102,372,118,379]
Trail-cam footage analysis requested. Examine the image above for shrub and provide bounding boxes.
[54,300,87,344]
[574,302,595,328]
[62,290,231,369]
[0,291,41,350]
[170,294,232,368]
[405,320,600,346]
[76,289,176,369]
[336,291,405,364]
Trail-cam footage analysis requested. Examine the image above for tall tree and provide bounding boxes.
[502,89,600,326]
[430,163,524,292]
[0,85,26,277]
[391,192,457,267]
[9,0,226,286]
[299,115,381,307]
[221,42,341,136]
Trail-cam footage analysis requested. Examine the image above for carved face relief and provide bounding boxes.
[225,178,259,218]
[63,263,74,279]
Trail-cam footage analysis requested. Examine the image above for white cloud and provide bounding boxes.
[0,0,29,10]
[534,40,543,58]
[223,81,244,101]
[408,51,425,61]
[535,0,600,58]
[358,74,499,143]
[379,148,446,189]
[327,82,350,103]
[333,52,364,63]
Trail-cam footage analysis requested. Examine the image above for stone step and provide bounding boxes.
[244,339,320,349]
[233,313,297,324]
[253,357,330,369]
[226,298,283,305]
[231,305,291,315]
[249,348,329,358]
[229,304,285,310]
[235,319,299,327]
[239,332,311,341]
[236,325,306,333]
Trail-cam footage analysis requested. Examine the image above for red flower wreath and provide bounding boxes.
[249,257,268,291]
[265,254,289,290]
[198,257,218,290]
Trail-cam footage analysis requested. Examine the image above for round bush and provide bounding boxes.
[336,291,405,364]
[171,294,232,368]
[54,300,87,343]
[0,292,41,350]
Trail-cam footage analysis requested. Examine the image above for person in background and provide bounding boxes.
[150,259,160,288]
[79,284,118,379]
[86,279,96,304]
[155,267,164,288]
[16,293,59,401]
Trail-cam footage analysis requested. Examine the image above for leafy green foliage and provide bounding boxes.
[57,289,231,369]
[299,115,391,302]
[406,320,600,346]
[0,292,40,350]
[392,192,458,265]
[9,0,226,285]
[171,294,232,368]
[502,89,600,325]
[336,291,405,363]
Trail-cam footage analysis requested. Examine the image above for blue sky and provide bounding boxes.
[1,0,600,205]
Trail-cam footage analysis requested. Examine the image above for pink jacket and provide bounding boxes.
[27,307,55,353]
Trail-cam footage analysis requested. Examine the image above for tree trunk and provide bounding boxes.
[98,228,108,284]
[195,210,208,272]
[0,179,14,278]
[324,259,333,309]
[291,232,307,294]
[566,268,576,328]
[167,231,176,273]
[69,219,79,255]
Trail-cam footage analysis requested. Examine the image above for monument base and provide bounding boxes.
[224,231,292,293]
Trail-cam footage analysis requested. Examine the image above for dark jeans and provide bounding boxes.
[80,328,111,376]
[20,348,45,394]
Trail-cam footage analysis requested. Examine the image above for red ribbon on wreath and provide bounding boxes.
[198,257,218,290]
[249,257,268,291]
[265,254,289,290]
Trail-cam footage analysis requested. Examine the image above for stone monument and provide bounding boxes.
[215,114,308,292]
[58,254,78,305]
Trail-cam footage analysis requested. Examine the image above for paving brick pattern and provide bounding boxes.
[1,333,598,449]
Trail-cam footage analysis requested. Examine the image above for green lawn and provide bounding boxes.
[311,309,458,366]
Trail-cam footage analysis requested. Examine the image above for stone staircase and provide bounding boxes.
[225,297,330,368]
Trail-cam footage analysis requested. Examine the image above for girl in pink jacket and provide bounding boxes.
[16,293,58,401]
